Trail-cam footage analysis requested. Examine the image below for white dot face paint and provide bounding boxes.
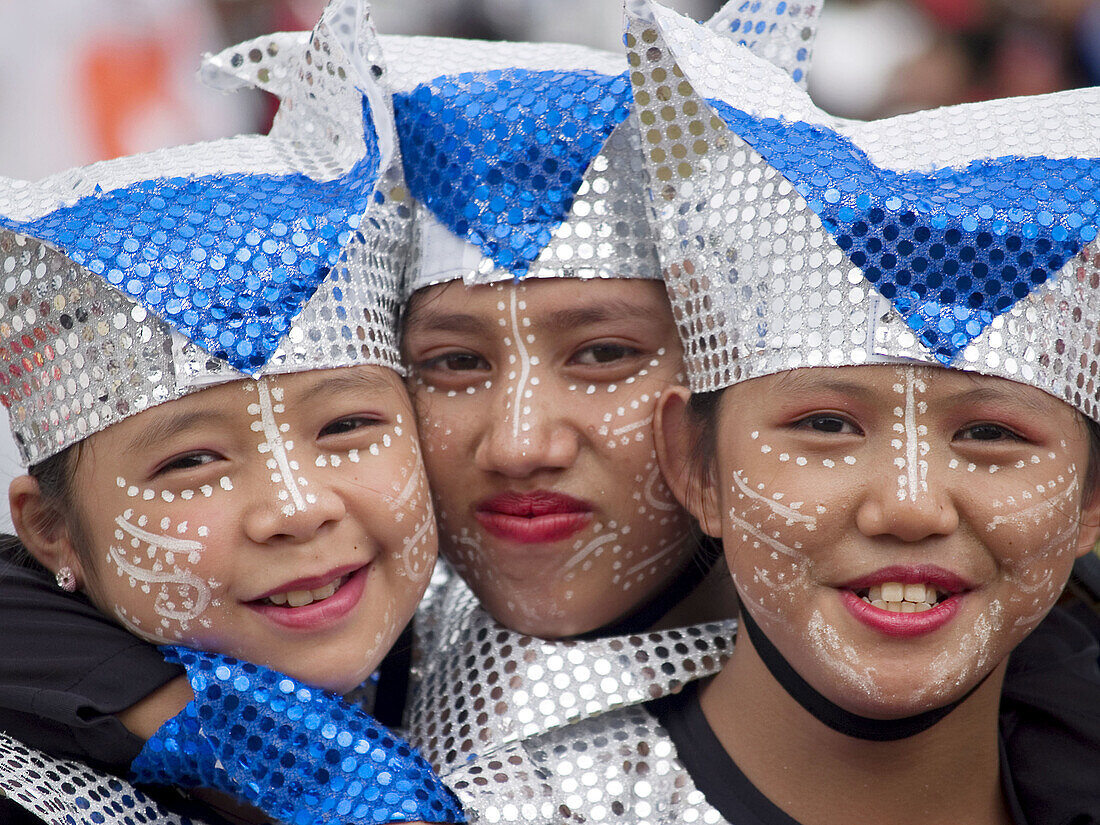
[710,364,1094,718]
[69,366,435,695]
[404,277,696,638]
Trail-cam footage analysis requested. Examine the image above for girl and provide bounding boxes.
[0,2,460,823]
[628,2,1100,821]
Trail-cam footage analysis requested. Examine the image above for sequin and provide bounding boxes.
[1,102,380,375]
[200,15,822,299]
[445,706,718,825]
[406,576,735,788]
[0,731,212,824]
[132,646,465,824]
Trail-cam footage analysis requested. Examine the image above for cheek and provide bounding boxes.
[376,437,437,586]
[721,462,834,624]
[90,490,229,645]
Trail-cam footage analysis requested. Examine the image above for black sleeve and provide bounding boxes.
[1001,605,1100,825]
[0,541,184,772]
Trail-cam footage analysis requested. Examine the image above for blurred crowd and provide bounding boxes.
[813,0,1100,117]
[4,0,1099,180]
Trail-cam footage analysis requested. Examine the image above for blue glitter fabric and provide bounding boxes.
[708,100,1100,361]
[131,647,465,824]
[0,99,380,375]
[395,69,632,276]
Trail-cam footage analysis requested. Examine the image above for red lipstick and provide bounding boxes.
[475,490,593,544]
[839,565,973,639]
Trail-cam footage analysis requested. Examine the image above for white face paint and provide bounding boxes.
[66,366,436,695]
[706,364,1095,717]
[404,277,698,638]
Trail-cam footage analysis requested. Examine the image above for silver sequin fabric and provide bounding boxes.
[0,732,214,825]
[405,575,736,776]
[626,0,1100,425]
[444,706,724,824]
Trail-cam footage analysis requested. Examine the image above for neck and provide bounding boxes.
[700,629,1013,825]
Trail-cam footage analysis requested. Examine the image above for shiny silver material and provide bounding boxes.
[445,706,721,824]
[0,732,213,825]
[406,575,735,774]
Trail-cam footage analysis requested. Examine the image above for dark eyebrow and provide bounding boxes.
[771,369,879,402]
[944,381,1058,418]
[402,306,498,338]
[541,299,665,334]
[297,369,397,400]
[124,409,232,455]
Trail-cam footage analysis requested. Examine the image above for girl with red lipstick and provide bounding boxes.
[0,2,463,823]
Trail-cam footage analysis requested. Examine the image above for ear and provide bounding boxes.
[654,385,723,538]
[1075,481,1100,558]
[9,474,86,589]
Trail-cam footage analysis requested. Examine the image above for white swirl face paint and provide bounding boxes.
[710,365,1094,716]
[68,367,437,695]
[405,277,697,637]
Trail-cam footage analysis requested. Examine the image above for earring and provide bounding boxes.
[55,566,77,592]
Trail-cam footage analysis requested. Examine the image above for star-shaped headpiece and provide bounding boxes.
[627,0,1100,422]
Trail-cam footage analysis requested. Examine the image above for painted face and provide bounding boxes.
[68,366,435,695]
[707,365,1098,717]
[403,277,695,637]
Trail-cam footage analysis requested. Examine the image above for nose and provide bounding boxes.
[474,385,580,478]
[243,475,347,545]
[855,467,959,542]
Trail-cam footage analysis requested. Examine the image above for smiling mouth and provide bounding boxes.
[855,582,948,613]
[259,574,352,608]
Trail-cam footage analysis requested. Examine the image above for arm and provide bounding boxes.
[132,647,465,825]
[0,547,184,770]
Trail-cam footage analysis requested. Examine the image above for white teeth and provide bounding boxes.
[904,583,928,603]
[860,580,943,612]
[263,576,346,608]
[881,582,904,602]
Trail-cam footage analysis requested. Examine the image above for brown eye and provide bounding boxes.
[421,352,490,372]
[320,416,381,437]
[155,452,220,475]
[794,414,860,435]
[957,423,1022,442]
[570,343,638,366]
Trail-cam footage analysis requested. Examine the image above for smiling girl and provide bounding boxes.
[0,2,460,823]
[628,1,1100,821]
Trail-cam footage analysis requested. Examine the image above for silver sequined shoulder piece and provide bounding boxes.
[0,732,215,825]
[446,705,727,825]
[405,575,736,774]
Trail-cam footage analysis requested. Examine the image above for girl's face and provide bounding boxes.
[62,366,435,695]
[403,277,695,637]
[678,365,1100,717]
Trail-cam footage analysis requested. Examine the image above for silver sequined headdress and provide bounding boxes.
[201,1,821,298]
[626,0,1100,423]
[0,0,412,465]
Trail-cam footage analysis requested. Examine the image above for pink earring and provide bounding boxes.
[55,566,77,592]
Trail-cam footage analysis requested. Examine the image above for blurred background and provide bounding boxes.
[1,0,1099,529]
